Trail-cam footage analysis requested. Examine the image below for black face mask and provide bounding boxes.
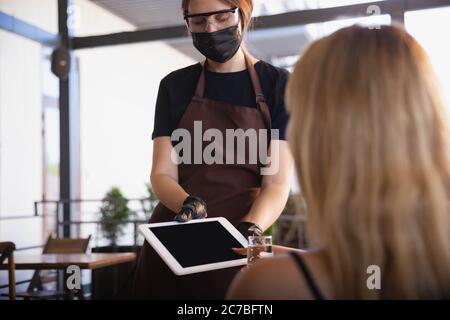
[191,25,242,63]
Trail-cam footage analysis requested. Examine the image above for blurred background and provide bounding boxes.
[0,0,449,299]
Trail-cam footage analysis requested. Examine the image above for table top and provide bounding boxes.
[0,253,136,270]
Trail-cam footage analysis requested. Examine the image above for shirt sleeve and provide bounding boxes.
[271,68,290,141]
[151,79,173,140]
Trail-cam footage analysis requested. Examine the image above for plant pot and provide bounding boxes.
[90,245,142,299]
[91,245,139,253]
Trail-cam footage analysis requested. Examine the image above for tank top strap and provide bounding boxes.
[290,252,325,300]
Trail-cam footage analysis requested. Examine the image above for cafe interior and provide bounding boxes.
[1,0,450,300]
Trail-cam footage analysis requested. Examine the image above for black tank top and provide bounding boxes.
[290,252,325,300]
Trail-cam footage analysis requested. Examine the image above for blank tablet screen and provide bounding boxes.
[149,221,245,268]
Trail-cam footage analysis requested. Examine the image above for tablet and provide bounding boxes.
[138,217,248,275]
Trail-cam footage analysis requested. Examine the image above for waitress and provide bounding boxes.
[131,0,292,299]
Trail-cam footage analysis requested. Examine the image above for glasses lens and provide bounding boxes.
[187,10,238,32]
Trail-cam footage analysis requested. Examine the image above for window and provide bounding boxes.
[405,7,450,114]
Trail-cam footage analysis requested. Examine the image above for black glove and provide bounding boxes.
[174,195,207,222]
[237,221,263,239]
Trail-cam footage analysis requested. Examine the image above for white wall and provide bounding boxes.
[0,0,196,233]
[405,7,450,115]
[0,1,50,293]
[76,42,195,218]
[73,0,135,36]
[0,0,132,35]
[0,0,58,33]
[70,0,196,226]
[0,29,43,242]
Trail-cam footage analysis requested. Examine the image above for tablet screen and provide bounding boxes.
[149,221,245,268]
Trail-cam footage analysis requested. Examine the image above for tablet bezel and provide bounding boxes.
[138,217,248,275]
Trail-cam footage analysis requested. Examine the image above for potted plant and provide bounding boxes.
[91,187,136,299]
[92,187,136,252]
[99,187,136,247]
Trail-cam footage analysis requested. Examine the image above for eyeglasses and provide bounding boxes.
[184,7,240,33]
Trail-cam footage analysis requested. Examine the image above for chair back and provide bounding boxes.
[0,242,16,300]
[24,235,91,294]
[43,235,91,254]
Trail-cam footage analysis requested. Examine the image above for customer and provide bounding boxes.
[227,25,450,299]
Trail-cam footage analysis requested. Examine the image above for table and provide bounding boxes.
[0,253,136,299]
[0,253,136,270]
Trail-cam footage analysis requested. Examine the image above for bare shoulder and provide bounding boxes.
[226,255,290,300]
[227,250,333,300]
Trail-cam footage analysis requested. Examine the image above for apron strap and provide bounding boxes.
[194,62,206,99]
[243,50,265,104]
[193,49,272,134]
[242,49,273,135]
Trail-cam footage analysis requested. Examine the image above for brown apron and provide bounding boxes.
[130,50,272,299]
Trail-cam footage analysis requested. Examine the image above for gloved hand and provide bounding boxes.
[174,195,207,222]
[237,221,263,239]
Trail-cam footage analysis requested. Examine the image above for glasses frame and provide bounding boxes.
[184,7,240,33]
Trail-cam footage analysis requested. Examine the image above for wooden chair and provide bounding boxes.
[0,242,16,300]
[15,235,91,300]
[42,235,91,254]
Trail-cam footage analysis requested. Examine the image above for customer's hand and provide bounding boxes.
[231,247,247,256]
[232,245,302,256]
[174,195,207,222]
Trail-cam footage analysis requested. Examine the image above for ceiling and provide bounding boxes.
[88,0,385,29]
[88,0,312,64]
[90,0,185,29]
[88,0,322,29]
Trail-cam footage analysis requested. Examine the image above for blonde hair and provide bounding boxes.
[286,25,450,299]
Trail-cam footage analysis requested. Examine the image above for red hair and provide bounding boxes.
[182,0,254,33]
